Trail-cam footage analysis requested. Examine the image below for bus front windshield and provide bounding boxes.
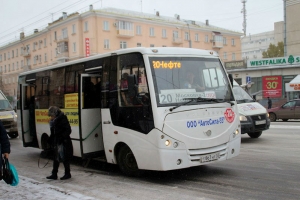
[150,57,234,106]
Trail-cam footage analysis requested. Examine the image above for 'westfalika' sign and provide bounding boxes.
[247,55,300,67]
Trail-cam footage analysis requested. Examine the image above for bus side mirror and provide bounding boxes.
[228,74,233,87]
[127,74,138,99]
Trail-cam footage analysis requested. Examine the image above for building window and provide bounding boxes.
[195,33,199,41]
[62,28,68,39]
[149,27,155,36]
[0,66,2,72]
[33,42,37,51]
[72,24,76,34]
[184,32,189,40]
[173,31,179,39]
[39,55,42,63]
[45,53,47,62]
[232,53,236,60]
[38,40,42,49]
[84,21,89,32]
[7,52,10,59]
[44,38,47,47]
[12,50,14,58]
[120,41,127,49]
[16,62,19,69]
[231,38,235,46]
[136,25,141,35]
[162,29,167,38]
[150,44,154,47]
[8,64,10,72]
[223,37,227,45]
[73,42,76,52]
[21,60,24,68]
[223,52,227,59]
[4,53,6,61]
[0,54,2,61]
[103,21,109,31]
[12,63,15,71]
[137,43,141,47]
[104,39,110,49]
[54,31,57,40]
[205,35,209,43]
[16,49,18,57]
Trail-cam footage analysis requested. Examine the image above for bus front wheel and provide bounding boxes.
[117,145,140,176]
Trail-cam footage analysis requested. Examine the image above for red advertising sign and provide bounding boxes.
[262,76,282,98]
[85,38,90,57]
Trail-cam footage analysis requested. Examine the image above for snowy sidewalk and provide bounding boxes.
[0,175,96,200]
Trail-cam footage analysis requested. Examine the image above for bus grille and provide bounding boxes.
[1,120,13,128]
[188,143,228,162]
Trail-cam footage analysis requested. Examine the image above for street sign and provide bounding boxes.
[246,76,251,84]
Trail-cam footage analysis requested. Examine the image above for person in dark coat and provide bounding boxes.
[46,106,73,180]
[267,97,272,109]
[0,120,10,172]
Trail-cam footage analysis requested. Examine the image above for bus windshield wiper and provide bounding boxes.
[169,97,228,112]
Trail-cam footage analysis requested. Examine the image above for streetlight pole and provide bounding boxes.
[184,20,192,48]
[187,23,192,48]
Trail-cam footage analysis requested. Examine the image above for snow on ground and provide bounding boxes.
[0,175,96,200]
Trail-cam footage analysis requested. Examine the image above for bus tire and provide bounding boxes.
[8,132,18,139]
[248,131,262,138]
[117,145,140,176]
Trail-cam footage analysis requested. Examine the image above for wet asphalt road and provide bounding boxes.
[7,120,300,200]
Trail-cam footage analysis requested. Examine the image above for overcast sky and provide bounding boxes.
[0,0,283,46]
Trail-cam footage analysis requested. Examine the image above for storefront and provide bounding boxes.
[285,75,300,101]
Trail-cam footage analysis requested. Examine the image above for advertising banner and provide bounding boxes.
[262,76,282,98]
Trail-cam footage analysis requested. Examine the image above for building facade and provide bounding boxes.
[0,6,242,100]
[241,21,284,61]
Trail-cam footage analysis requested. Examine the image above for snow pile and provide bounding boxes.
[0,175,96,200]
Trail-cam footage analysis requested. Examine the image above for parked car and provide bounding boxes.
[268,99,300,122]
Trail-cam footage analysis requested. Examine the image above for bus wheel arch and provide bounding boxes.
[115,143,141,176]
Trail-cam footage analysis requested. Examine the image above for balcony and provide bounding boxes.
[116,29,134,38]
[172,37,182,44]
[23,65,31,71]
[56,52,69,60]
[55,35,69,43]
[212,41,223,49]
[23,51,31,57]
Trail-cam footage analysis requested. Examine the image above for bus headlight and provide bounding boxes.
[239,115,247,121]
[165,140,171,146]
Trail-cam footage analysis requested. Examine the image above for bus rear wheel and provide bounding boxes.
[248,131,262,138]
[117,145,140,176]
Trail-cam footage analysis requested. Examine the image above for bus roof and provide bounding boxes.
[19,47,219,76]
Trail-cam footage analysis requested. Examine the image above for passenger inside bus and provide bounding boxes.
[120,72,130,106]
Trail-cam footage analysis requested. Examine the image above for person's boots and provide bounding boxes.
[60,173,71,180]
[46,173,58,180]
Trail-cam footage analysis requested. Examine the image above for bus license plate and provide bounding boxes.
[255,120,266,125]
[200,152,220,163]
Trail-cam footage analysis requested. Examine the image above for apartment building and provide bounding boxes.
[0,6,243,99]
[241,21,284,60]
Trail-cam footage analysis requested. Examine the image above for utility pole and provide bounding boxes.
[283,0,287,56]
[241,0,247,36]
